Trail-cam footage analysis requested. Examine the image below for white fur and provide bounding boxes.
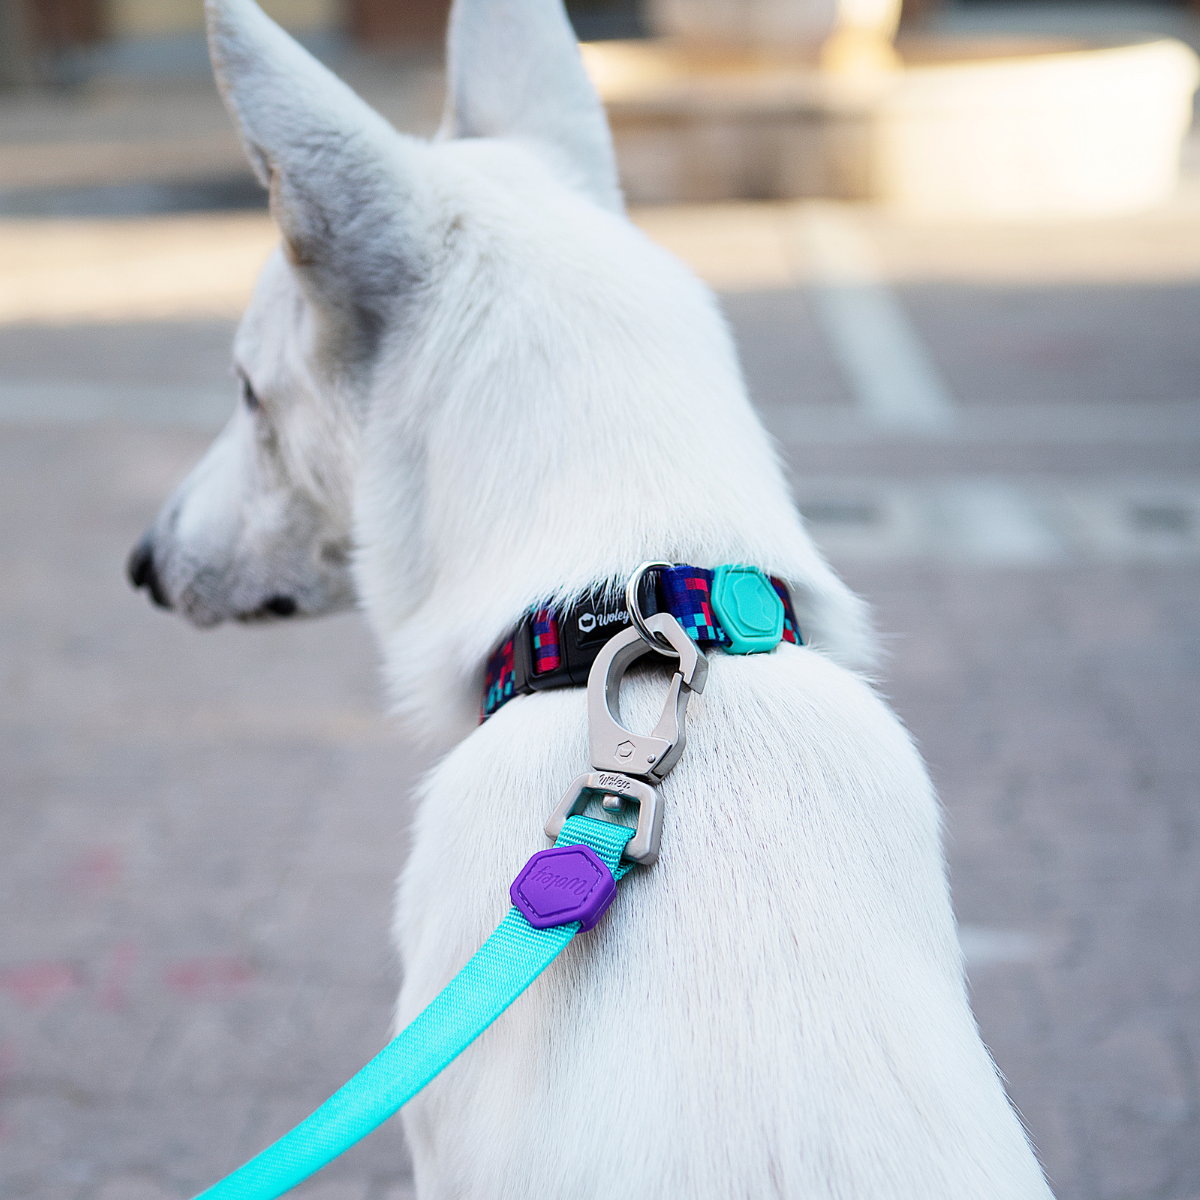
[133,0,1056,1194]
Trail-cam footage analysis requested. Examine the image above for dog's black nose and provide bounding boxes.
[127,536,172,608]
[262,595,297,617]
[127,537,152,588]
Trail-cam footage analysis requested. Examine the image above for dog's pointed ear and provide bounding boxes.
[442,0,623,212]
[206,0,426,337]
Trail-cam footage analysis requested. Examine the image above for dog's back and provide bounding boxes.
[395,649,1051,1198]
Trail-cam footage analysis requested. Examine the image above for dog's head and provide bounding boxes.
[129,0,623,627]
[129,0,878,727]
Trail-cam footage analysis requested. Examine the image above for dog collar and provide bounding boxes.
[483,563,801,719]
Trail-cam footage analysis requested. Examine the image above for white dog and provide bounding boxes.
[129,0,1055,1195]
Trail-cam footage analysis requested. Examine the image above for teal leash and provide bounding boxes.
[193,815,635,1200]
[189,586,740,1200]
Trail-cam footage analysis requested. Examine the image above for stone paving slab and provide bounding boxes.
[720,288,855,408]
[855,561,1200,1200]
[895,281,1200,407]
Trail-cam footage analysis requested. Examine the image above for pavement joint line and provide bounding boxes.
[784,205,958,432]
[6,384,1197,446]
[0,382,233,428]
[792,475,1200,566]
[759,401,1200,447]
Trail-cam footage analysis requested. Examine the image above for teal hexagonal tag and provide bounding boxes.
[710,565,785,654]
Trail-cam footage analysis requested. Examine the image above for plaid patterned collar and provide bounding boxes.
[482,565,800,720]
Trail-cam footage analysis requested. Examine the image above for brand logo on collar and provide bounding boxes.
[577,608,628,638]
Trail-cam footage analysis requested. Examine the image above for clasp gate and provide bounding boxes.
[545,611,707,866]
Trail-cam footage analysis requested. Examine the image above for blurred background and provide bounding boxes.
[2,0,1199,1196]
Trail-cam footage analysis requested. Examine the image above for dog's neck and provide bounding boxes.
[350,146,874,743]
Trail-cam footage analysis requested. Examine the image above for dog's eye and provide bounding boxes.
[239,372,261,412]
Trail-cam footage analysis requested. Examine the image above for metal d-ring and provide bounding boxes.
[625,561,677,656]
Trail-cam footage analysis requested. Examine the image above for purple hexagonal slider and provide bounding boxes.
[510,844,616,931]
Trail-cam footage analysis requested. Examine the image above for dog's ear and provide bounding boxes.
[442,0,622,212]
[205,0,426,342]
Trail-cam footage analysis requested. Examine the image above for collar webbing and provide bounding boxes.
[483,565,800,719]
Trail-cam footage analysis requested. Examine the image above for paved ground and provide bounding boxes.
[3,27,1200,1200]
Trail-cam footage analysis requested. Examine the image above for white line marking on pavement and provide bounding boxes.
[958,925,1043,968]
[789,206,957,432]
[937,481,1063,565]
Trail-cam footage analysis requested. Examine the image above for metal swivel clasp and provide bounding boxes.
[587,612,707,782]
[545,611,707,865]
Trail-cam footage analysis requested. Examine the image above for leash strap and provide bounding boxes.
[193,815,636,1200]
